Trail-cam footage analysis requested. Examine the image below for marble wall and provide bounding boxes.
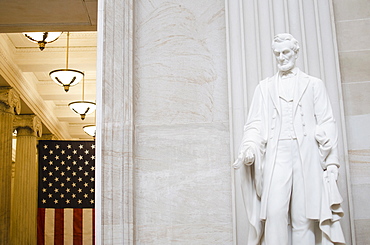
[333,0,370,244]
[133,0,233,243]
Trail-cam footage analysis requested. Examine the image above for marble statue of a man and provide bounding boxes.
[233,33,345,245]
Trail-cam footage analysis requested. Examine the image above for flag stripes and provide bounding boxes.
[37,208,94,245]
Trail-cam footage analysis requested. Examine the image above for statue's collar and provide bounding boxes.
[279,67,298,79]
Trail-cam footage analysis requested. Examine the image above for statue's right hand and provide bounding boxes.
[232,149,255,169]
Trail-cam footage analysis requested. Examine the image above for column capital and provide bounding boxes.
[39,134,57,140]
[0,87,21,115]
[13,115,42,137]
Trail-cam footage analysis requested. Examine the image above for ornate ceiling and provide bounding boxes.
[0,0,97,139]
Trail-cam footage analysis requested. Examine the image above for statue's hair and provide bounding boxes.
[272,33,300,53]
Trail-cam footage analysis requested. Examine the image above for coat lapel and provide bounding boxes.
[293,69,310,114]
[268,73,280,115]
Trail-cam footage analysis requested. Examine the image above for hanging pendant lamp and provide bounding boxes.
[83,125,96,137]
[23,32,62,51]
[49,32,84,92]
[68,73,96,120]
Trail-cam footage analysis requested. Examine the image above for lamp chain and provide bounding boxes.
[66,32,70,69]
[82,72,85,101]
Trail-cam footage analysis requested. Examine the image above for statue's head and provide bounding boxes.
[271,33,299,72]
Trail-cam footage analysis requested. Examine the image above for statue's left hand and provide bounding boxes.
[325,164,339,180]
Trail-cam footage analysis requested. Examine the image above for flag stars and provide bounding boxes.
[40,142,95,208]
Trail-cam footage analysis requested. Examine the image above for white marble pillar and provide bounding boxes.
[10,115,42,245]
[0,87,20,244]
[96,0,134,244]
[226,0,354,243]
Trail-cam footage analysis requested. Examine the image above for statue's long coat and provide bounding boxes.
[239,69,339,230]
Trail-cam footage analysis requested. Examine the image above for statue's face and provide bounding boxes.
[272,41,298,72]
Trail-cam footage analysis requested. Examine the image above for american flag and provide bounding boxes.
[37,140,95,245]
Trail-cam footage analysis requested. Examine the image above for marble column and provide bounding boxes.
[10,115,42,245]
[96,0,134,244]
[0,87,20,244]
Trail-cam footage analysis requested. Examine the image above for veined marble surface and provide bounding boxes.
[334,0,370,243]
[133,0,232,243]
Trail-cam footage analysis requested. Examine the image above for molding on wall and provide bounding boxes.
[95,0,134,243]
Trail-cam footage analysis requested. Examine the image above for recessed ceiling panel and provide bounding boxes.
[0,0,97,32]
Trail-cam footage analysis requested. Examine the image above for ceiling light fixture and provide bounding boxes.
[23,32,62,51]
[49,32,84,92]
[68,73,96,120]
[83,125,96,138]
